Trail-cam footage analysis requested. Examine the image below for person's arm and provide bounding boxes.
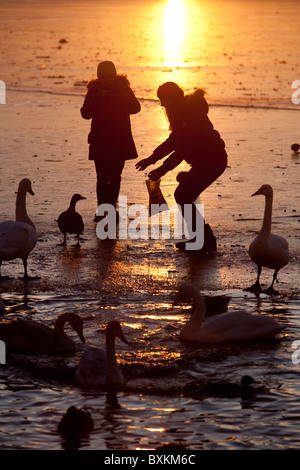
[148,152,183,181]
[80,87,96,120]
[135,133,176,171]
[122,87,141,115]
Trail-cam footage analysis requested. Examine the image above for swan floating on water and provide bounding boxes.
[0,178,38,280]
[175,284,285,343]
[75,320,128,388]
[245,184,289,294]
[0,312,85,354]
[57,194,86,246]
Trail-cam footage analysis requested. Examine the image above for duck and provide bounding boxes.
[75,320,128,388]
[200,375,263,398]
[245,184,289,294]
[175,283,285,343]
[0,178,38,280]
[0,312,85,354]
[57,406,94,435]
[57,194,86,246]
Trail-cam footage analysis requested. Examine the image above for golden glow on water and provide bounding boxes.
[146,427,165,433]
[163,0,186,67]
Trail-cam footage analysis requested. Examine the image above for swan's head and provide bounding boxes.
[241,375,256,388]
[173,284,204,315]
[251,184,273,198]
[67,314,85,343]
[106,321,129,344]
[19,178,34,196]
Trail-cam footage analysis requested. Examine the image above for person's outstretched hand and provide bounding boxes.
[135,158,150,171]
[148,167,164,182]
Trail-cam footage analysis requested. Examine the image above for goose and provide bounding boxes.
[75,320,128,388]
[0,178,38,280]
[175,284,285,343]
[57,194,86,246]
[0,312,85,354]
[57,406,94,435]
[245,184,289,294]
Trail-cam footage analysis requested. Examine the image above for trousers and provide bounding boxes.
[174,155,227,235]
[94,158,125,207]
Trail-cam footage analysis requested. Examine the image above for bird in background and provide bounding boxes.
[245,184,289,294]
[57,194,86,246]
[0,178,38,280]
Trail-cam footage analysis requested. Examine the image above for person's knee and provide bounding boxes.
[174,186,185,205]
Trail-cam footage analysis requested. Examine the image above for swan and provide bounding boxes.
[0,312,85,354]
[57,194,86,246]
[245,184,289,294]
[57,406,94,435]
[75,320,128,388]
[0,178,38,280]
[176,284,285,343]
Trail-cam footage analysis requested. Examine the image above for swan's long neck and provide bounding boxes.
[261,193,273,236]
[105,334,121,383]
[53,314,70,341]
[106,335,117,367]
[15,188,35,229]
[190,291,206,329]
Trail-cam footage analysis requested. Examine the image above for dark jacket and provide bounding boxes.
[148,89,227,173]
[81,76,141,161]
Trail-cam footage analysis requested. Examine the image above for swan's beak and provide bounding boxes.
[79,333,85,343]
[29,189,35,196]
[251,189,261,197]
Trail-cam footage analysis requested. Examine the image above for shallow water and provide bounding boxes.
[0,0,300,451]
[1,290,300,450]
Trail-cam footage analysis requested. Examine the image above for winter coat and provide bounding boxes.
[81,76,141,162]
[148,89,227,173]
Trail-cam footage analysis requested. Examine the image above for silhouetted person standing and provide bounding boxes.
[136,82,227,252]
[81,61,141,222]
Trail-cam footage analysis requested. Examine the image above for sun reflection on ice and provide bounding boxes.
[163,0,186,67]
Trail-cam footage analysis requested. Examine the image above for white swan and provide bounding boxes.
[246,184,289,294]
[75,320,128,388]
[0,178,38,280]
[57,194,86,246]
[176,284,285,343]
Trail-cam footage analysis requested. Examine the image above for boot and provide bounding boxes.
[176,223,217,253]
